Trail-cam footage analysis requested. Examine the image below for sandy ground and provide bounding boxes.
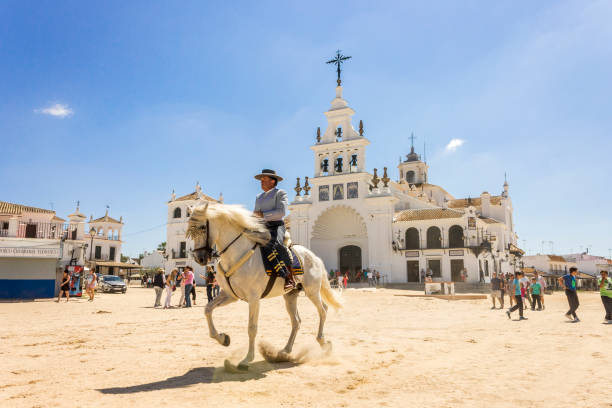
[1,286,610,408]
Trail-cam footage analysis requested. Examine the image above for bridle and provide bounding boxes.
[191,219,246,264]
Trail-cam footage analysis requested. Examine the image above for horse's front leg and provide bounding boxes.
[205,291,237,347]
[238,298,260,369]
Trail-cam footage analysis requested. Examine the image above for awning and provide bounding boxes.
[93,261,142,269]
[508,243,525,256]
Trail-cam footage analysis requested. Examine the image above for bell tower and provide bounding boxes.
[397,133,428,185]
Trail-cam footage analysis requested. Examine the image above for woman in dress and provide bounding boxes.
[86,270,97,301]
[57,269,71,302]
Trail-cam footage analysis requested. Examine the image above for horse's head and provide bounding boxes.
[187,202,216,265]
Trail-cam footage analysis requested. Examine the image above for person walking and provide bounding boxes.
[343,272,348,289]
[163,269,177,309]
[183,266,194,308]
[490,273,503,309]
[559,267,580,322]
[504,274,515,308]
[200,266,215,303]
[597,270,612,324]
[85,270,97,301]
[530,277,542,311]
[152,268,165,307]
[175,268,185,307]
[56,269,71,302]
[534,271,547,310]
[506,272,527,320]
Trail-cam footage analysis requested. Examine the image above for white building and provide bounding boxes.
[562,253,611,277]
[141,250,164,270]
[0,201,88,298]
[0,200,135,298]
[288,82,522,284]
[521,254,575,276]
[165,182,222,282]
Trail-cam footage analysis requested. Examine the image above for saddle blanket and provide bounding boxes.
[261,246,304,277]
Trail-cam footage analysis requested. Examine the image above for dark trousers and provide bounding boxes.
[565,289,579,318]
[602,296,612,320]
[531,294,542,310]
[184,284,193,307]
[206,284,213,303]
[508,295,523,317]
[190,285,196,301]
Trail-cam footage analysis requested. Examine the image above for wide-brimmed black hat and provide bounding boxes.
[254,169,283,182]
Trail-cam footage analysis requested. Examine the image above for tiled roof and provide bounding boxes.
[479,217,502,224]
[548,255,567,262]
[174,191,220,203]
[0,201,55,215]
[52,216,66,222]
[448,196,502,208]
[394,208,464,222]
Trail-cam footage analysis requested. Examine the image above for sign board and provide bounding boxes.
[0,247,59,258]
[449,250,464,256]
[405,251,419,258]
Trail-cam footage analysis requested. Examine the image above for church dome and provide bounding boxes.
[405,146,419,162]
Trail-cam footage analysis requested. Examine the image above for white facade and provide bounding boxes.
[86,209,123,267]
[141,250,164,270]
[562,253,611,277]
[288,83,520,284]
[164,183,222,283]
[520,254,575,276]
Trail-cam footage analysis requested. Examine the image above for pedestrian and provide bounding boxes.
[375,270,380,285]
[558,267,580,322]
[506,274,515,308]
[520,273,532,309]
[191,278,197,305]
[200,266,215,303]
[175,268,185,307]
[343,272,348,289]
[163,269,177,309]
[56,269,71,302]
[213,273,220,297]
[597,270,612,324]
[364,269,369,286]
[86,270,97,301]
[506,272,527,321]
[183,266,194,308]
[152,268,165,307]
[490,273,503,309]
[530,277,542,311]
[534,271,547,310]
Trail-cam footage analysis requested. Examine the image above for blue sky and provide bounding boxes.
[1,1,611,258]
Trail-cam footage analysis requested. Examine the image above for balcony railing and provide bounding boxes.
[7,222,80,240]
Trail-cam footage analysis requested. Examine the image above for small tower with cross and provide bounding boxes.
[397,132,428,185]
[311,50,370,177]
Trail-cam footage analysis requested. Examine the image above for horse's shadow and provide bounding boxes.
[97,360,296,394]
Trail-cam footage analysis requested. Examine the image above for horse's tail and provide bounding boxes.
[320,270,343,311]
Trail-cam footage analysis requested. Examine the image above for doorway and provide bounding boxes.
[451,259,464,282]
[339,245,362,279]
[427,259,441,278]
[406,261,419,282]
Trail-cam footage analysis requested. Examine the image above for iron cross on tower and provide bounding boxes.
[326,50,351,86]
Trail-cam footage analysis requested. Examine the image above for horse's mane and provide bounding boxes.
[187,203,270,245]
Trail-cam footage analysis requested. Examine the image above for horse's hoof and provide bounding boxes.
[221,333,230,347]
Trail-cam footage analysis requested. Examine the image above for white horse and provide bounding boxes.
[187,202,342,370]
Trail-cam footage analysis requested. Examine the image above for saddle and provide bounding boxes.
[261,246,304,278]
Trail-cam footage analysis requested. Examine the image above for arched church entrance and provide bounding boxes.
[339,245,362,278]
[310,205,368,277]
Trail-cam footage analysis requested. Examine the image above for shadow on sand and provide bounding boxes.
[97,360,297,394]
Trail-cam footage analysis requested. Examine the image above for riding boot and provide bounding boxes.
[284,266,296,291]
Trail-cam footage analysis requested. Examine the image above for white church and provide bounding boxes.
[287,80,522,284]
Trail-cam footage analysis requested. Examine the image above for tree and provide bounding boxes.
[120,254,129,263]
[157,242,166,252]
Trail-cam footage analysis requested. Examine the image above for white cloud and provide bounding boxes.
[35,103,73,118]
[445,138,465,152]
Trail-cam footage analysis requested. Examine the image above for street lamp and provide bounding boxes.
[89,227,96,263]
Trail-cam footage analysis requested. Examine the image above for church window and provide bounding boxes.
[406,171,415,184]
[333,184,344,200]
[319,185,329,201]
[347,182,358,199]
[448,225,464,248]
[173,207,182,218]
[405,228,419,250]
[426,226,442,249]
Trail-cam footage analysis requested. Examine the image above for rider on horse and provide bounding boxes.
[253,169,296,291]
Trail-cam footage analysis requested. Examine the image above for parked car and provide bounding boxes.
[99,275,127,293]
